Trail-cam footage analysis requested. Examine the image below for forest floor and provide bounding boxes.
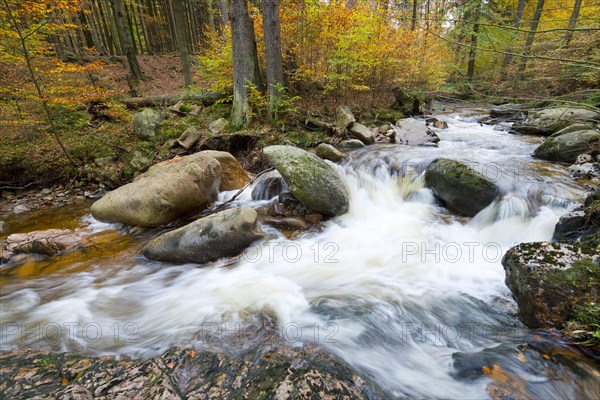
[0,55,405,189]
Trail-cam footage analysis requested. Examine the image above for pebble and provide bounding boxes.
[13,205,31,214]
[0,221,5,233]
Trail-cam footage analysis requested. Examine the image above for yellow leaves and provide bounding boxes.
[517,352,527,362]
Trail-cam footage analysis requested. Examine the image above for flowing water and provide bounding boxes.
[1,109,599,399]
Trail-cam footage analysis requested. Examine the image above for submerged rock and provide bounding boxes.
[91,153,221,227]
[133,108,161,139]
[316,143,346,162]
[0,345,385,400]
[2,229,84,261]
[533,128,600,163]
[502,242,599,329]
[263,145,350,216]
[141,206,264,264]
[424,158,500,217]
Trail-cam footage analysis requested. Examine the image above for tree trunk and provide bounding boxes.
[466,0,481,80]
[564,0,582,47]
[230,0,261,125]
[411,0,418,30]
[516,0,545,81]
[110,0,143,83]
[171,0,193,86]
[500,0,526,79]
[83,1,107,55]
[262,0,284,120]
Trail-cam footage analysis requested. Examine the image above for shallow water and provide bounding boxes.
[1,110,598,399]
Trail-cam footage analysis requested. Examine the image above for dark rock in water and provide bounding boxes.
[251,174,287,200]
[0,345,385,399]
[425,117,448,129]
[489,105,528,122]
[2,229,85,262]
[424,158,500,217]
[502,242,599,329]
[340,139,365,149]
[141,206,264,264]
[553,190,600,243]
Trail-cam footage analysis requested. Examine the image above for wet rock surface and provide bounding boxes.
[142,206,265,264]
[502,242,599,329]
[425,158,500,216]
[0,345,386,400]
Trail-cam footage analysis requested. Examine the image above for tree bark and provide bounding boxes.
[411,0,418,30]
[110,0,143,83]
[516,0,545,80]
[500,0,526,79]
[230,0,261,125]
[466,0,482,80]
[564,0,582,47]
[171,0,193,86]
[262,0,284,120]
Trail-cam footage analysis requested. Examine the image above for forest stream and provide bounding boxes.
[1,108,599,399]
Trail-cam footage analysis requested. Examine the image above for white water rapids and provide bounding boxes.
[2,110,598,399]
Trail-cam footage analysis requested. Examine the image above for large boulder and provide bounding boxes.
[263,145,350,216]
[425,158,500,216]
[393,118,440,146]
[348,123,375,145]
[502,242,599,329]
[512,107,600,135]
[141,206,264,264]
[0,345,384,400]
[533,128,600,163]
[91,154,221,227]
[200,150,250,191]
[133,109,161,139]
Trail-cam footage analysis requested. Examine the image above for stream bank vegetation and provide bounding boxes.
[1,0,599,186]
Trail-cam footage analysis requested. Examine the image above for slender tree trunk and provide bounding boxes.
[1,0,76,167]
[466,0,481,80]
[500,0,526,79]
[207,0,216,34]
[411,0,418,30]
[110,0,143,83]
[564,0,582,47]
[84,1,107,54]
[230,0,261,125]
[516,0,545,81]
[171,0,193,86]
[262,0,284,121]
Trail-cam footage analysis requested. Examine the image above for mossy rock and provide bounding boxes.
[502,242,599,329]
[533,129,600,163]
[263,145,349,216]
[424,158,500,217]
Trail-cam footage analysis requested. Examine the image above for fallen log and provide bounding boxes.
[121,92,227,109]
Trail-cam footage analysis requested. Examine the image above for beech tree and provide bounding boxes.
[229,0,261,125]
[262,0,284,120]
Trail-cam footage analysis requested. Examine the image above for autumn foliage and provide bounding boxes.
[199,0,448,104]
